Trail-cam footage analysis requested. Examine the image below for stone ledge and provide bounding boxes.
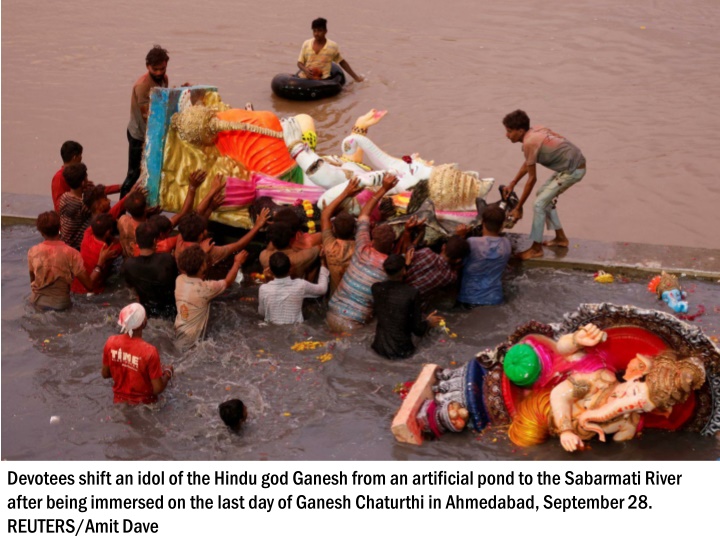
[3,192,719,280]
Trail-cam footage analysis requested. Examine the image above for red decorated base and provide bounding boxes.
[502,326,696,431]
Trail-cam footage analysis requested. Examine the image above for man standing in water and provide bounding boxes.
[120,45,170,197]
[502,110,586,260]
[297,18,364,82]
[102,303,173,404]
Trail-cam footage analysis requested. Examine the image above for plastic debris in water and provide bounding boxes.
[283,412,291,417]
[49,416,60,424]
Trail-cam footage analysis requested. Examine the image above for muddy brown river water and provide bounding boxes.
[2,0,720,460]
[3,225,720,460]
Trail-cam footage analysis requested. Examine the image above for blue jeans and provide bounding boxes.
[530,167,586,243]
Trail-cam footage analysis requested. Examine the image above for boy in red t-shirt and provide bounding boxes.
[72,213,122,294]
[102,303,173,404]
[51,141,121,212]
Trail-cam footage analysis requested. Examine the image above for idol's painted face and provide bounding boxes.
[623,354,652,381]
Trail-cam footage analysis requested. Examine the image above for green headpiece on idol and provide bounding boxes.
[503,343,541,386]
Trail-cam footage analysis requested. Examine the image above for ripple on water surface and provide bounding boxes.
[2,225,719,460]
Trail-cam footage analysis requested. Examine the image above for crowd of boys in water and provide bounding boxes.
[27,29,586,431]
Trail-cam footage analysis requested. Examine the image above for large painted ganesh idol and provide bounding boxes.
[392,303,719,452]
[140,86,493,229]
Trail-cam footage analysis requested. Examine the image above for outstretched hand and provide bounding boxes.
[199,238,214,253]
[560,431,585,452]
[188,169,208,189]
[211,173,225,193]
[255,207,271,228]
[97,244,119,266]
[128,181,146,196]
[210,191,225,211]
[426,310,443,327]
[404,216,426,232]
[454,224,471,238]
[381,172,399,191]
[234,250,249,266]
[405,247,415,267]
[354,108,387,130]
[343,177,364,197]
[573,324,607,348]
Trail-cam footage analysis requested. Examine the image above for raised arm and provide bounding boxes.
[224,207,271,254]
[152,365,174,395]
[508,163,535,222]
[223,251,248,289]
[549,378,584,452]
[196,173,225,219]
[395,216,426,254]
[555,324,607,356]
[303,264,329,298]
[359,172,398,219]
[169,170,207,227]
[321,177,363,232]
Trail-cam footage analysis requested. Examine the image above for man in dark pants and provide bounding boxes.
[120,45,170,197]
[371,254,442,359]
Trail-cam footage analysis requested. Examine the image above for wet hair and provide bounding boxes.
[274,206,303,234]
[383,254,406,277]
[178,212,207,242]
[219,399,247,431]
[311,17,327,30]
[124,191,148,219]
[332,211,356,240]
[149,214,173,236]
[267,221,294,250]
[36,211,60,238]
[177,245,206,277]
[502,109,530,131]
[145,45,169,66]
[482,206,506,234]
[83,184,108,212]
[445,236,471,260]
[60,141,83,164]
[135,221,160,249]
[372,223,396,255]
[90,213,117,240]
[62,163,88,189]
[269,252,291,278]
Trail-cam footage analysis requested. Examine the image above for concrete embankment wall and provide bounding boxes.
[3,192,719,280]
